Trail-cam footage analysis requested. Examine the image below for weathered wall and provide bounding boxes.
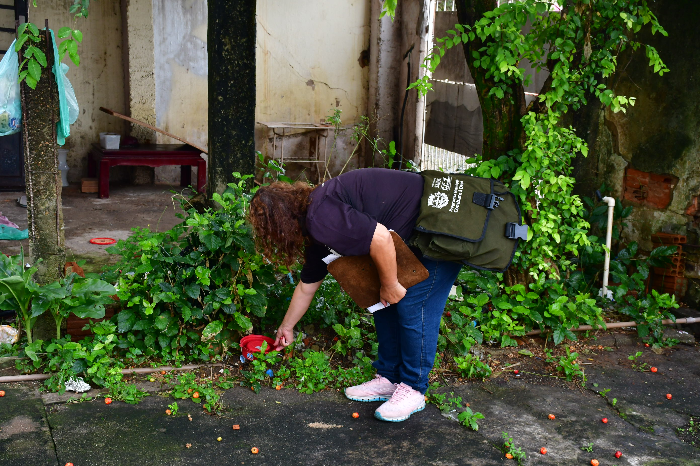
[32,0,126,183]
[149,0,370,184]
[152,0,207,184]
[572,0,700,305]
[255,0,370,180]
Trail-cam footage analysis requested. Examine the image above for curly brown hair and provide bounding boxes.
[248,181,315,267]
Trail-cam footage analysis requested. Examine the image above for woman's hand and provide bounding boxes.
[380,281,407,307]
[274,325,294,351]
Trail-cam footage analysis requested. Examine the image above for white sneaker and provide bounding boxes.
[374,383,426,422]
[344,375,397,402]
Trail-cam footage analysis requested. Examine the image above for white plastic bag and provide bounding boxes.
[0,40,21,136]
[59,63,79,125]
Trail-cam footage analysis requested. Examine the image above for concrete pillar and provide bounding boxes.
[397,0,431,168]
[367,0,431,168]
[122,0,156,184]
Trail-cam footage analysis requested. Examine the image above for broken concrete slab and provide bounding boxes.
[448,380,700,465]
[0,388,57,466]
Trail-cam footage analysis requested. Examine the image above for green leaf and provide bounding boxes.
[27,23,39,36]
[154,313,170,330]
[33,48,48,68]
[68,51,80,67]
[71,304,105,320]
[72,29,83,42]
[202,320,224,341]
[553,326,566,345]
[58,27,72,38]
[185,283,200,299]
[27,59,41,82]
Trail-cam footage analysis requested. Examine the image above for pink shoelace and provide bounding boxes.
[361,375,386,386]
[388,383,415,403]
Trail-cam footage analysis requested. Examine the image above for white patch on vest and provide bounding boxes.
[431,176,452,191]
[427,192,449,209]
[448,179,464,213]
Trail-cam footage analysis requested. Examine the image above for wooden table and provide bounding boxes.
[88,143,206,198]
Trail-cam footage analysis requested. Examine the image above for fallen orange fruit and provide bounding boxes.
[601,417,608,424]
[193,392,200,399]
[65,463,74,466]
[591,460,599,466]
[352,412,359,418]
[165,409,172,415]
[505,453,514,459]
[0,390,5,397]
[614,451,622,459]
[276,385,282,390]
[104,397,112,405]
[540,447,547,455]
[251,447,259,454]
[232,425,240,430]
[666,393,672,400]
[548,414,555,420]
[650,367,658,373]
[161,370,166,375]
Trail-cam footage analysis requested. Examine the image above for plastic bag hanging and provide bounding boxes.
[0,40,22,136]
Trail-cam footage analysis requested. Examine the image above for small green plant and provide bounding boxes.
[332,317,363,357]
[454,354,492,379]
[108,381,149,404]
[501,432,527,464]
[611,397,618,407]
[428,391,485,431]
[240,342,280,393]
[552,348,585,383]
[581,442,593,452]
[458,406,485,432]
[628,351,643,362]
[168,401,179,416]
[599,388,611,398]
[289,351,334,394]
[0,251,41,343]
[31,273,115,340]
[171,372,223,413]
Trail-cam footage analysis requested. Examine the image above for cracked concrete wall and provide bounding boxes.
[32,0,127,183]
[574,0,700,251]
[571,0,700,305]
[256,0,370,180]
[150,0,370,183]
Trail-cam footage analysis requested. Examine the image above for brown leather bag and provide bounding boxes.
[326,231,429,309]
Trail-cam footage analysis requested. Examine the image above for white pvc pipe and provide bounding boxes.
[0,363,219,384]
[601,196,616,300]
[525,317,699,336]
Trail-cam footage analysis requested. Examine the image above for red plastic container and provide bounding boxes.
[239,335,276,361]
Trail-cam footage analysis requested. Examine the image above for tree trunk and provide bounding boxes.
[207,0,256,196]
[20,29,65,340]
[455,0,526,161]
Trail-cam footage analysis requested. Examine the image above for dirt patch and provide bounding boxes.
[0,415,41,439]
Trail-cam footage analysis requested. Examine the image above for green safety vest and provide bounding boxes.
[409,170,528,272]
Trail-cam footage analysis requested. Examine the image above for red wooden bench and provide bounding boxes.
[87,143,206,199]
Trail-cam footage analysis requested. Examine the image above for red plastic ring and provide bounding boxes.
[89,237,117,245]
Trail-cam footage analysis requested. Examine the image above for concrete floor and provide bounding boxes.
[0,184,189,271]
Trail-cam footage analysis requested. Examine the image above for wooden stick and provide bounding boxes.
[99,107,208,154]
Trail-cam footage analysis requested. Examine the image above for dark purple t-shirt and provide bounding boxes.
[299,168,423,284]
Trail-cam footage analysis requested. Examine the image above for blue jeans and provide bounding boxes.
[372,257,462,394]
